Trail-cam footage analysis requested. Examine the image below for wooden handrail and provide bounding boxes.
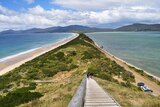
[68,76,87,107]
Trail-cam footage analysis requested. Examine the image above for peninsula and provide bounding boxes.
[0,33,160,107]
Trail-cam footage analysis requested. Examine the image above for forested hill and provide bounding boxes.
[115,23,160,31]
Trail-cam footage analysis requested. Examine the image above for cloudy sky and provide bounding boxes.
[0,0,160,30]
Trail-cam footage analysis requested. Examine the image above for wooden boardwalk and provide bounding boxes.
[84,78,120,107]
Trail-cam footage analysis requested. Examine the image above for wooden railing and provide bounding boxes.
[68,76,87,107]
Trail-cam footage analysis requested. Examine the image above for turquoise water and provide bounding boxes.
[0,33,73,61]
[87,32,160,77]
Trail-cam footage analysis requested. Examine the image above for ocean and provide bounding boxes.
[87,32,160,78]
[0,33,73,62]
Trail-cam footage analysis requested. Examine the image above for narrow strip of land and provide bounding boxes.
[0,34,78,76]
[84,78,120,107]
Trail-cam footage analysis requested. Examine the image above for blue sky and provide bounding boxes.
[0,0,160,30]
[0,0,63,11]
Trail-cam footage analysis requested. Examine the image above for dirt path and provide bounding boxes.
[34,71,72,83]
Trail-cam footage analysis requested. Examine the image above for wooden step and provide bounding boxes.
[84,78,120,107]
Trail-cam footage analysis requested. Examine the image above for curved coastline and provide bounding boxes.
[94,42,160,81]
[0,33,75,63]
[0,33,78,76]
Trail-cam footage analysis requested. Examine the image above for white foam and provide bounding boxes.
[0,48,39,62]
[0,33,76,63]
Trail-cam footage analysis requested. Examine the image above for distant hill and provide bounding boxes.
[0,25,112,34]
[33,25,111,33]
[116,23,160,31]
[0,23,160,34]
[0,29,15,34]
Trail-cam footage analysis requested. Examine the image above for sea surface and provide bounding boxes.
[87,32,160,78]
[0,33,73,62]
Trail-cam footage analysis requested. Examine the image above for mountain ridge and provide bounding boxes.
[1,23,160,34]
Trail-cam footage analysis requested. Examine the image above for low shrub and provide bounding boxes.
[54,52,65,61]
[0,87,42,107]
[42,68,58,77]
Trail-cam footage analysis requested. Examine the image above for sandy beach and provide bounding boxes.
[98,43,160,81]
[94,42,160,96]
[0,34,78,76]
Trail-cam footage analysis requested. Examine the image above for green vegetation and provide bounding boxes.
[0,33,159,107]
[0,87,42,107]
[86,57,135,86]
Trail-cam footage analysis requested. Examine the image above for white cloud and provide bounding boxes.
[25,0,35,4]
[52,0,160,11]
[0,5,16,14]
[0,5,160,31]
[28,5,44,14]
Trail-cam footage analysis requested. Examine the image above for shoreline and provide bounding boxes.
[0,48,40,62]
[93,41,160,95]
[0,34,75,63]
[94,42,160,81]
[0,33,78,76]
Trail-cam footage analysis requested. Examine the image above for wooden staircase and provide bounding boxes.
[84,78,120,107]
